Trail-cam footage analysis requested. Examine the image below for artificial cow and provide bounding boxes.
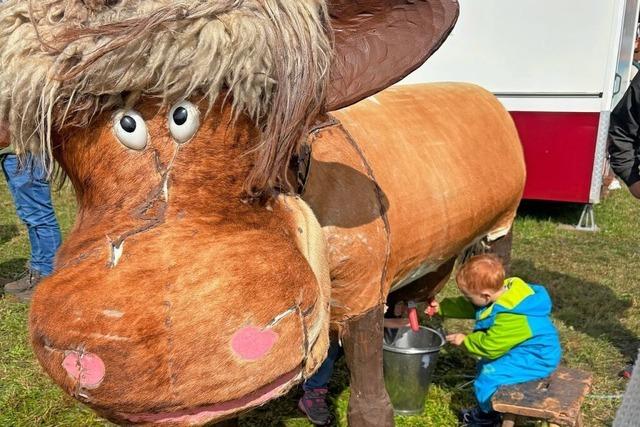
[0,0,525,425]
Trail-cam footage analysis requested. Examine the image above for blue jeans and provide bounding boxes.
[2,154,61,276]
[304,340,343,390]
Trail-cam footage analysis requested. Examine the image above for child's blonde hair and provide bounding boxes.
[456,254,505,292]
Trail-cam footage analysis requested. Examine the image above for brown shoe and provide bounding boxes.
[4,269,42,296]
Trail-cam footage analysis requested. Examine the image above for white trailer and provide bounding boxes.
[401,0,640,212]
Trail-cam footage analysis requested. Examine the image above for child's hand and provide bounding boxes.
[446,333,466,346]
[425,299,439,317]
[383,318,410,329]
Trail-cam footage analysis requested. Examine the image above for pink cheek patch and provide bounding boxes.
[62,351,106,389]
[231,326,278,361]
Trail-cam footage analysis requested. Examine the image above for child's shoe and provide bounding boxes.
[298,387,332,425]
[619,363,634,379]
[460,406,502,426]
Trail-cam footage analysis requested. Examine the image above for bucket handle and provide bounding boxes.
[433,325,447,349]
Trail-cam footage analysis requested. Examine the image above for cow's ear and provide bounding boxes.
[325,0,459,111]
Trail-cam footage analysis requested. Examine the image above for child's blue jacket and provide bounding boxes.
[440,277,562,411]
[440,277,561,362]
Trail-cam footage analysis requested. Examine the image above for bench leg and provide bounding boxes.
[502,414,516,427]
[544,413,583,427]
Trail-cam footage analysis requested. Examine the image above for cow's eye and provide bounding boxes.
[168,101,200,143]
[113,110,148,150]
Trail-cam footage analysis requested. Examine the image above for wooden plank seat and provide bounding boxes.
[492,367,593,427]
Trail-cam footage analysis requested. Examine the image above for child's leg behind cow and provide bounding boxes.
[298,339,343,425]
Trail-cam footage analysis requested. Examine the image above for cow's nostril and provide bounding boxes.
[62,351,106,389]
[231,326,278,361]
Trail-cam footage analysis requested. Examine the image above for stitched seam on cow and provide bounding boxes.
[297,115,341,195]
[57,247,103,272]
[265,306,297,328]
[337,125,391,305]
[107,146,180,267]
[162,286,179,398]
[308,114,340,134]
[73,346,86,398]
[295,125,327,195]
[301,299,318,318]
[295,304,309,364]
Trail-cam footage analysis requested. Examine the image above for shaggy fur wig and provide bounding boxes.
[0,0,332,195]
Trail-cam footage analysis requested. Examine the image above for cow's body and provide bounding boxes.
[26,83,525,426]
[305,83,525,323]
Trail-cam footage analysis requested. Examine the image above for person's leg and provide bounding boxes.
[21,155,61,275]
[455,359,503,426]
[473,360,502,414]
[3,154,61,276]
[2,154,61,299]
[299,339,343,425]
[303,339,343,391]
[466,351,558,425]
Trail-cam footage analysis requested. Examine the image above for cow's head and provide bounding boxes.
[0,0,456,424]
[30,98,332,424]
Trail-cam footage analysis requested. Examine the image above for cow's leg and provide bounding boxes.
[342,304,394,427]
[485,229,513,275]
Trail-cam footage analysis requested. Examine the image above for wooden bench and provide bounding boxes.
[492,367,592,427]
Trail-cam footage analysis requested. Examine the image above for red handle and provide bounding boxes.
[408,307,420,332]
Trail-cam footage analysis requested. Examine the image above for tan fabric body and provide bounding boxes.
[276,195,332,377]
[304,83,526,324]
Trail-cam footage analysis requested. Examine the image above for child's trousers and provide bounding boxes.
[474,345,561,412]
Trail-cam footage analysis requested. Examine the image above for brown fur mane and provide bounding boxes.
[0,0,332,197]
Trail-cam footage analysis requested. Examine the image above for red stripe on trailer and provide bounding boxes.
[510,111,600,203]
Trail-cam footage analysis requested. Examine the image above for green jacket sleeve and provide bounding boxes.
[0,144,14,156]
[439,297,476,319]
[463,313,532,359]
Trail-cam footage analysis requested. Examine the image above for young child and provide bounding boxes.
[429,254,561,426]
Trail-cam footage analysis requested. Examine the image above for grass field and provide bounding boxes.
[1,179,638,427]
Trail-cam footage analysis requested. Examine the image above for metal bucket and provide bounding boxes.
[383,326,445,415]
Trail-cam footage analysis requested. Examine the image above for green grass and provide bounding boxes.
[1,179,638,426]
[0,183,107,427]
